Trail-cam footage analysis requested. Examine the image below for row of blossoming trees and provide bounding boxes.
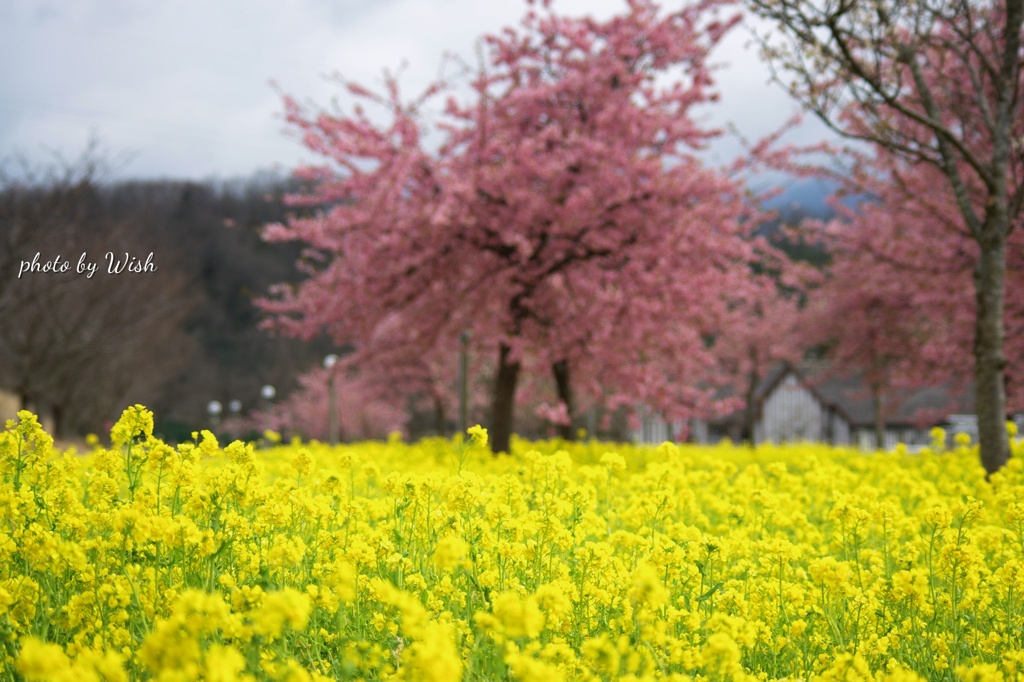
[253,0,1024,475]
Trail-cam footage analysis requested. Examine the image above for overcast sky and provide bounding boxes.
[0,0,832,182]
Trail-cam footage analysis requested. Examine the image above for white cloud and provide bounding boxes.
[0,0,828,180]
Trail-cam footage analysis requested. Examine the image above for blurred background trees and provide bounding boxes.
[256,0,799,453]
[0,145,334,441]
[744,0,1024,473]
[4,0,1019,473]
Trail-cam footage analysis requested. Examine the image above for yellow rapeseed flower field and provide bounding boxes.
[3,406,1024,681]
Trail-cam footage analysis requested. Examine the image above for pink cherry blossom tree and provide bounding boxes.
[236,365,409,442]
[801,151,1024,447]
[746,0,1024,474]
[711,285,807,443]
[261,0,786,453]
[801,210,962,448]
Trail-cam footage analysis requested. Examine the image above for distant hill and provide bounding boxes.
[753,177,844,267]
[762,177,839,220]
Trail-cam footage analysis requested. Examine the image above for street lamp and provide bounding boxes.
[260,384,276,414]
[229,399,242,416]
[207,400,222,431]
[324,354,340,446]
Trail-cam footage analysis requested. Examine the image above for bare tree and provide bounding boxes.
[0,145,198,436]
[745,0,1024,474]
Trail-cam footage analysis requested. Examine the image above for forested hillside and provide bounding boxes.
[0,154,333,440]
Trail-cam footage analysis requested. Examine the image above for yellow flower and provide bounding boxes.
[491,591,545,639]
[432,535,470,572]
[8,404,1024,682]
[788,619,808,639]
[253,588,311,639]
[534,582,573,631]
[891,568,930,605]
[16,638,72,681]
[700,632,741,676]
[956,663,1005,682]
[629,562,668,608]
[505,647,566,682]
[202,645,246,682]
[198,429,220,457]
[808,556,852,589]
[75,648,128,682]
[400,620,463,682]
[819,652,872,680]
[600,451,627,473]
[110,404,154,447]
[582,634,621,677]
[467,424,488,448]
[292,448,314,478]
[924,504,953,530]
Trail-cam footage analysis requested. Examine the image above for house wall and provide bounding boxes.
[852,425,931,451]
[635,413,670,444]
[759,373,828,443]
[830,411,851,445]
[632,368,979,449]
[631,407,686,444]
[690,418,710,445]
[757,407,853,445]
[946,414,978,446]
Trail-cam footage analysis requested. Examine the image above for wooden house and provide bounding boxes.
[634,361,978,449]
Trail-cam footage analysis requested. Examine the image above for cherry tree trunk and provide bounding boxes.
[490,343,520,454]
[433,395,446,437]
[552,359,575,441]
[974,231,1010,476]
[52,404,64,440]
[871,386,885,451]
[743,363,759,447]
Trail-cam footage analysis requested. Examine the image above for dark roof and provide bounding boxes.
[772,361,974,427]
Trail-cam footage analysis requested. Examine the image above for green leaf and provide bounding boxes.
[697,581,724,602]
